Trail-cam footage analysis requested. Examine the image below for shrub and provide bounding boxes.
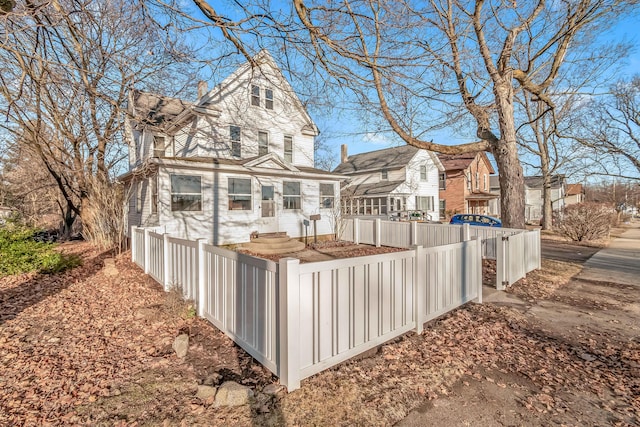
[554,203,614,242]
[0,223,81,277]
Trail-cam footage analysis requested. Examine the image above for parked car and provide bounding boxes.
[450,214,502,227]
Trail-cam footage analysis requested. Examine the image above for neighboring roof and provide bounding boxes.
[131,91,192,126]
[333,145,444,174]
[341,180,404,197]
[438,151,496,174]
[524,175,565,189]
[566,183,584,196]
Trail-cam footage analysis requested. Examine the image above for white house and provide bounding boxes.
[524,175,566,223]
[122,50,344,245]
[333,145,444,221]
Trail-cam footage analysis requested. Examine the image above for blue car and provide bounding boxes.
[449,214,502,227]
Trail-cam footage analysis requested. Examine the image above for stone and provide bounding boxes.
[262,384,286,396]
[172,334,189,358]
[103,258,118,276]
[196,385,217,401]
[214,381,254,407]
[203,373,222,386]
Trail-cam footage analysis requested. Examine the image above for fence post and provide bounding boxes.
[496,232,507,291]
[143,228,151,274]
[414,245,425,334]
[278,258,301,391]
[197,239,207,318]
[461,223,470,241]
[353,218,360,245]
[410,221,417,246]
[163,234,171,291]
[536,229,542,269]
[375,218,381,247]
[131,226,137,263]
[472,237,482,304]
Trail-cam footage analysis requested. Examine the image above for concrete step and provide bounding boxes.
[242,238,305,255]
[252,236,292,244]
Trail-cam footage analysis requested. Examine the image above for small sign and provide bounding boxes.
[310,214,321,221]
[303,219,310,226]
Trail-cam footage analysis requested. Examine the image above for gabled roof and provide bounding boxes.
[341,180,404,197]
[438,151,495,174]
[524,175,565,189]
[566,183,584,195]
[131,91,192,126]
[333,145,443,174]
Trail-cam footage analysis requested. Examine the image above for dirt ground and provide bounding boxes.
[0,240,638,426]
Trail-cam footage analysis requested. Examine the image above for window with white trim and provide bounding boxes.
[484,174,487,191]
[439,173,446,190]
[283,181,301,209]
[251,85,260,107]
[475,172,480,190]
[136,182,143,213]
[320,183,334,208]
[230,125,241,157]
[258,131,269,156]
[228,178,252,210]
[467,173,471,190]
[265,88,274,110]
[420,165,427,181]
[171,175,202,211]
[153,135,166,157]
[150,176,158,214]
[381,169,388,180]
[284,135,293,163]
[416,196,434,211]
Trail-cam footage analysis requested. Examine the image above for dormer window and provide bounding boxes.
[381,169,388,180]
[265,88,274,110]
[251,85,260,107]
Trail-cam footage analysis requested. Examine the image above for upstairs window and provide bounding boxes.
[283,181,301,209]
[320,183,334,209]
[171,175,202,211]
[467,173,471,190]
[381,169,388,180]
[150,176,158,215]
[284,135,293,163]
[420,165,427,181]
[484,174,488,191]
[265,88,274,110]
[251,85,260,107]
[475,172,480,190]
[416,196,434,211]
[228,177,252,210]
[153,136,166,157]
[230,125,241,157]
[136,182,143,213]
[439,173,446,190]
[258,131,269,156]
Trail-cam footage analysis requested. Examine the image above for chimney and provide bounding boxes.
[341,144,348,163]
[197,81,208,99]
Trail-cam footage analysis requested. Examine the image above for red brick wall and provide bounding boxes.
[439,153,494,218]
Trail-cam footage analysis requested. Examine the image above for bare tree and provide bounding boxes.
[173,0,636,228]
[0,0,193,241]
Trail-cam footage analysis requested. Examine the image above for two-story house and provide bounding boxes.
[564,183,585,206]
[122,50,344,245]
[333,145,443,221]
[438,152,498,219]
[524,175,566,223]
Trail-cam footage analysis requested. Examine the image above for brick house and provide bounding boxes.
[438,152,498,219]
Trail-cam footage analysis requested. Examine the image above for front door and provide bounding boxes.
[261,185,278,232]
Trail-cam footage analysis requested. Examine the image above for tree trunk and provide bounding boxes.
[541,170,553,230]
[59,199,77,240]
[493,82,526,229]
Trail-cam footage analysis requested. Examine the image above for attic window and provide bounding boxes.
[153,136,166,157]
[381,169,388,180]
[251,85,260,107]
[265,89,274,110]
[420,165,427,181]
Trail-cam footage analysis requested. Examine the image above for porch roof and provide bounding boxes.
[341,180,404,197]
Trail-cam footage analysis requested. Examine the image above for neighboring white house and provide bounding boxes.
[564,183,585,206]
[122,50,344,245]
[524,175,566,223]
[333,144,444,221]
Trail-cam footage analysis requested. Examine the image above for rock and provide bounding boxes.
[103,258,118,276]
[48,337,61,344]
[196,385,217,401]
[262,384,286,396]
[579,352,596,362]
[172,334,189,358]
[214,381,254,407]
[203,373,222,386]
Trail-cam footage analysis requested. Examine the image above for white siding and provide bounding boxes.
[394,151,440,220]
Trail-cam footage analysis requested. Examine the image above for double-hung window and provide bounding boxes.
[150,176,158,214]
[416,196,434,211]
[153,136,166,157]
[284,135,293,163]
[258,131,269,156]
[475,172,480,190]
[381,169,388,180]
[320,183,334,208]
[265,88,274,110]
[230,125,241,157]
[228,178,252,210]
[136,182,143,213]
[251,85,260,107]
[439,173,446,190]
[283,181,301,209]
[420,165,427,181]
[171,175,202,211]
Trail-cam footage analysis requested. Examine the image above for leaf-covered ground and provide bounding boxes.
[0,241,638,426]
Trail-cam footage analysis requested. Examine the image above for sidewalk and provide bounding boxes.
[577,222,640,286]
